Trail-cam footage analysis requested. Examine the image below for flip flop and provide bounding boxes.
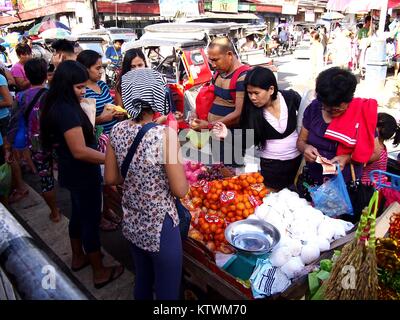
[94,266,125,289]
[49,212,62,223]
[71,260,90,272]
[100,218,118,232]
[104,209,122,224]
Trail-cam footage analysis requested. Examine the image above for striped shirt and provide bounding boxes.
[208,68,247,124]
[361,146,388,185]
[84,81,116,134]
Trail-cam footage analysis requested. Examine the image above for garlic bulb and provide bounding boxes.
[316,236,331,252]
[300,243,320,265]
[286,238,303,257]
[280,257,305,279]
[317,220,336,242]
[270,246,292,267]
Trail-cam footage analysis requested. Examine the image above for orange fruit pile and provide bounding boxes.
[187,172,269,252]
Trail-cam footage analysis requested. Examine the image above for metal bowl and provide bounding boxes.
[224,219,281,255]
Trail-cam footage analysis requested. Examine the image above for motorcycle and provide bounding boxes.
[105,63,121,89]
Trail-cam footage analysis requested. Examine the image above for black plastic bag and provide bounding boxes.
[176,198,191,239]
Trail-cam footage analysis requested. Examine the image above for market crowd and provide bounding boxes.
[0,35,399,299]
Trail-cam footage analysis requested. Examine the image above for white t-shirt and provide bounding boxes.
[260,92,300,161]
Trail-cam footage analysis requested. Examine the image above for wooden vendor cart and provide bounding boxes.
[103,185,322,300]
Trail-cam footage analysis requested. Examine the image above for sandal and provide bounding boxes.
[94,265,125,289]
[49,212,62,223]
[100,217,118,232]
[9,189,29,204]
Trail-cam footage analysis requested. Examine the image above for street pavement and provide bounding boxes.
[274,52,400,152]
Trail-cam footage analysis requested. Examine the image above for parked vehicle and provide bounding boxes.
[31,40,53,63]
[123,22,278,116]
[124,36,213,118]
[77,27,137,44]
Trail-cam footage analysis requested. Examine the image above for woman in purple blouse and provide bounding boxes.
[296,67,362,186]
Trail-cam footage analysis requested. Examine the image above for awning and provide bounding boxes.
[103,15,169,22]
[6,19,35,29]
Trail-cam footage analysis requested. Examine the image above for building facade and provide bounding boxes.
[0,0,329,32]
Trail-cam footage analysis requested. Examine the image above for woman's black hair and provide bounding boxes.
[40,60,92,150]
[116,48,147,93]
[24,58,48,85]
[315,67,357,107]
[15,43,32,57]
[377,112,400,146]
[240,66,279,147]
[76,49,102,69]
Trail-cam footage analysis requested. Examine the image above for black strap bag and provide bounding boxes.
[120,122,191,239]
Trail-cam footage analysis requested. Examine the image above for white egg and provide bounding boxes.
[278,188,295,202]
[275,235,291,249]
[286,238,303,257]
[318,220,336,242]
[270,246,292,267]
[255,204,275,221]
[316,236,331,252]
[289,220,309,240]
[306,208,325,227]
[329,219,347,240]
[287,197,307,211]
[300,243,321,265]
[280,256,305,279]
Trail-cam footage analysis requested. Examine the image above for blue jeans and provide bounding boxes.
[129,214,182,300]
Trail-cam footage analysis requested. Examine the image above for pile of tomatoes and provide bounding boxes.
[186,172,269,252]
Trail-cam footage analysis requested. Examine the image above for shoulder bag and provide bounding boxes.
[120,122,191,239]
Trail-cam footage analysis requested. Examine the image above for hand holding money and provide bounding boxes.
[316,155,337,175]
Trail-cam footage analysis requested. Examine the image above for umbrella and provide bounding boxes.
[39,28,71,40]
[327,0,352,12]
[328,0,400,12]
[345,0,400,13]
[4,32,20,46]
[321,11,345,21]
[29,20,70,36]
[345,0,384,12]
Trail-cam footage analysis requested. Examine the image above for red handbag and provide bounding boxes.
[195,65,251,120]
[195,82,215,120]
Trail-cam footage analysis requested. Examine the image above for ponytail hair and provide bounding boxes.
[377,112,400,146]
[393,123,400,147]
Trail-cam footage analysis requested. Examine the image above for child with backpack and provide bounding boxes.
[11,58,61,221]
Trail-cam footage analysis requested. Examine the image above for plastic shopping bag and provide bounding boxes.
[309,165,353,217]
[0,163,12,196]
